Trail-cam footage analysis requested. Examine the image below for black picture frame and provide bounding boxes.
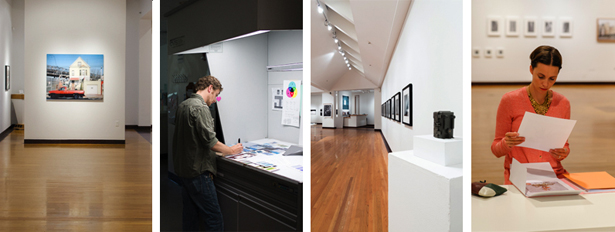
[388,98,392,119]
[4,65,9,91]
[402,83,412,126]
[323,104,332,117]
[386,100,390,119]
[394,92,401,122]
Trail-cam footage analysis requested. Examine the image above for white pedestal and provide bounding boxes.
[11,98,24,124]
[389,151,462,232]
[414,135,462,166]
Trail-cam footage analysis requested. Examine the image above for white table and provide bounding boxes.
[473,185,615,231]
[343,114,367,127]
[226,138,303,183]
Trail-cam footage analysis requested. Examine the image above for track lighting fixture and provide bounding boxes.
[317,3,324,14]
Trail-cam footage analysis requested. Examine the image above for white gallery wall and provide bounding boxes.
[126,0,152,127]
[374,88,382,130]
[473,0,615,83]
[24,0,126,140]
[207,33,269,144]
[381,0,463,152]
[9,0,23,99]
[311,94,322,123]
[0,0,11,133]
[267,31,303,145]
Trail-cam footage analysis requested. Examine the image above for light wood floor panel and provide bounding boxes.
[473,84,615,184]
[0,130,152,231]
[311,125,388,232]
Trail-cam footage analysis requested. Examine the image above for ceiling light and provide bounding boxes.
[327,23,332,31]
[334,38,338,43]
[345,60,348,64]
[338,45,341,50]
[317,4,324,14]
[349,67,351,70]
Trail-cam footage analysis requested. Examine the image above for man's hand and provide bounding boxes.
[230,143,243,155]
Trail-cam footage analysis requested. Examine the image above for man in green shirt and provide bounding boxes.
[173,75,243,231]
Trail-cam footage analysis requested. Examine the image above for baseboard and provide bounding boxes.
[0,125,14,142]
[322,127,336,129]
[24,139,126,144]
[374,129,382,132]
[126,125,153,132]
[472,82,615,85]
[379,131,392,153]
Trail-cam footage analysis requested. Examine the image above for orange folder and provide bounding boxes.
[564,172,615,190]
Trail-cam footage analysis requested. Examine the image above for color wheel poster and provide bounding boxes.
[282,80,301,127]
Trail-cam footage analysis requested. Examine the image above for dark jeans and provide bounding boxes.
[181,172,224,231]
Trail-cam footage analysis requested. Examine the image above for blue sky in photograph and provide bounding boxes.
[46,54,104,70]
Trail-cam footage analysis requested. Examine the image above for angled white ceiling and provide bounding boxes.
[311,0,411,91]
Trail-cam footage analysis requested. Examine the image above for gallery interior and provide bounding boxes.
[471,0,615,231]
[159,1,304,231]
[310,0,462,231]
[0,0,152,230]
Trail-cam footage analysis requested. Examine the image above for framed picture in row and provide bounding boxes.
[394,92,401,122]
[402,83,412,126]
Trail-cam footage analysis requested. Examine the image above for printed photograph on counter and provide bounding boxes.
[159,0,303,231]
[472,0,615,231]
[311,0,463,231]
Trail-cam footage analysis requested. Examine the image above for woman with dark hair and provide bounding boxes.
[491,45,571,184]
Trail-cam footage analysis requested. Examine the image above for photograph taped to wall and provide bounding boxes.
[543,17,555,37]
[506,16,520,36]
[597,18,615,42]
[323,103,332,117]
[560,17,573,37]
[487,16,502,36]
[272,88,283,111]
[4,65,9,91]
[46,54,104,100]
[402,83,412,126]
[524,16,538,37]
[342,95,349,110]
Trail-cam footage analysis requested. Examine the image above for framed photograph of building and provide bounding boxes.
[542,17,555,37]
[4,65,9,91]
[402,84,412,126]
[506,16,520,36]
[524,17,538,37]
[394,92,401,122]
[487,16,502,36]
[323,103,332,117]
[597,18,615,42]
[46,54,104,100]
[560,17,573,38]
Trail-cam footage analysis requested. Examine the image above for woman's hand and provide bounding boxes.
[549,148,569,161]
[504,132,525,148]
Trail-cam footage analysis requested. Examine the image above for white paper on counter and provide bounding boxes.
[517,111,576,152]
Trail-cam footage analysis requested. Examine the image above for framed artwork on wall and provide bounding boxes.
[484,47,493,58]
[394,92,401,122]
[342,95,349,110]
[487,16,502,36]
[506,16,520,36]
[387,99,391,119]
[542,17,555,37]
[597,18,615,42]
[323,104,332,117]
[46,54,104,100]
[4,65,9,91]
[560,17,573,38]
[524,16,538,37]
[402,84,412,126]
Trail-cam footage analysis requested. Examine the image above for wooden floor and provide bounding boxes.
[473,84,615,184]
[311,125,388,232]
[0,129,152,231]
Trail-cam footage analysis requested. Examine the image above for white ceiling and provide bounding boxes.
[311,0,411,92]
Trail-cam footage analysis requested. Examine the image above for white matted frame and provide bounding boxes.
[560,17,573,38]
[542,17,556,37]
[472,47,481,57]
[524,16,538,37]
[597,18,615,42]
[496,47,505,58]
[506,16,520,36]
[487,16,502,36]
[484,47,493,58]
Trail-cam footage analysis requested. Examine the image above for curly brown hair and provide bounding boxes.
[195,75,223,92]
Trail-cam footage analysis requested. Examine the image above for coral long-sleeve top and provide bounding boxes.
[491,87,570,184]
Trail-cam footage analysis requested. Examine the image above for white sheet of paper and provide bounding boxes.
[517,111,576,152]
